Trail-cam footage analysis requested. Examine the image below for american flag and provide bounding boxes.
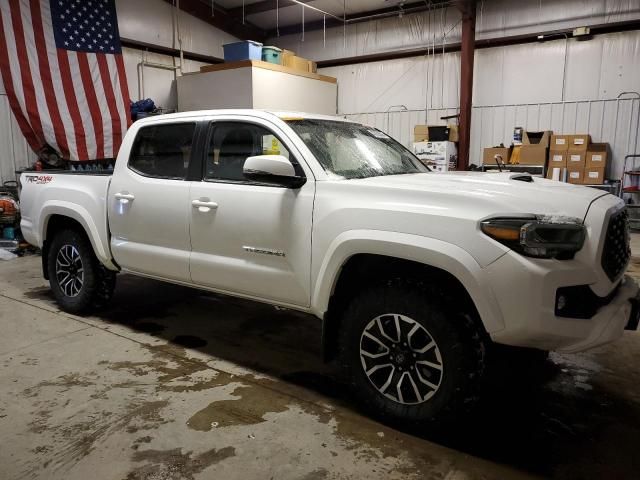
[0,0,131,161]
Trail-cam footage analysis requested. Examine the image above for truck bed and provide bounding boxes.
[19,171,114,268]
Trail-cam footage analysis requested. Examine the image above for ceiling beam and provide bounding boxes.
[266,0,451,37]
[163,0,267,42]
[229,0,313,18]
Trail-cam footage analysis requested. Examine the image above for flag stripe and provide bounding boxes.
[9,0,45,150]
[115,54,131,128]
[29,0,69,158]
[76,51,104,159]
[20,2,60,156]
[39,0,78,160]
[86,53,113,158]
[56,49,88,160]
[0,7,40,152]
[97,54,121,155]
[108,54,128,152]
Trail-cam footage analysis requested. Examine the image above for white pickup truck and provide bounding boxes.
[20,110,640,427]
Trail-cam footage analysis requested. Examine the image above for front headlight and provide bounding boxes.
[481,216,586,259]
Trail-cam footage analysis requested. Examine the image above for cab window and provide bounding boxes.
[205,122,299,182]
[128,123,196,179]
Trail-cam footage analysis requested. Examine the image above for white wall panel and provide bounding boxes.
[0,94,37,185]
[115,0,238,59]
[321,29,640,181]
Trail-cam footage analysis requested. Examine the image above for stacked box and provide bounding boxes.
[482,147,512,165]
[584,143,608,185]
[519,131,551,165]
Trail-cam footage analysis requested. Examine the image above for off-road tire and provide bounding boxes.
[337,279,487,430]
[47,229,116,314]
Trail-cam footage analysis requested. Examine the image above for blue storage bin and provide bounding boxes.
[223,40,263,62]
[261,46,282,65]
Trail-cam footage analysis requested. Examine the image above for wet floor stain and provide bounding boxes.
[126,446,236,480]
[300,468,329,480]
[187,383,291,431]
[23,286,54,301]
[172,335,207,348]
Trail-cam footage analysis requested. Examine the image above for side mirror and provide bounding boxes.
[243,155,306,188]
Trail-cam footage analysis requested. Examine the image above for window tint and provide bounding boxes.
[129,123,196,179]
[205,122,295,182]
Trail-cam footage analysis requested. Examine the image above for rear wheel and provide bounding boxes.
[338,280,486,429]
[47,229,116,314]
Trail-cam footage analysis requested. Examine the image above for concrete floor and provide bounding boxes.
[1,239,640,480]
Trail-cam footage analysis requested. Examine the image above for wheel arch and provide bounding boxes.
[314,231,504,361]
[41,207,116,279]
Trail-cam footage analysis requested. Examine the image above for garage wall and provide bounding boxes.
[0,0,229,182]
[269,0,640,179]
[319,30,640,178]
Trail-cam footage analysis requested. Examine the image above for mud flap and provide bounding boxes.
[626,293,640,331]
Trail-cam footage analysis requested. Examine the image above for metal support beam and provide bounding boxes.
[457,0,475,170]
[163,0,266,42]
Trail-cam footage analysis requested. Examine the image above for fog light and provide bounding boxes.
[557,295,567,311]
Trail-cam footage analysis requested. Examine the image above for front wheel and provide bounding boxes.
[47,229,116,314]
[338,280,487,429]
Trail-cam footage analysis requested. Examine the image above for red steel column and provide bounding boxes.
[457,0,476,170]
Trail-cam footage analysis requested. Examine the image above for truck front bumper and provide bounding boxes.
[485,250,639,353]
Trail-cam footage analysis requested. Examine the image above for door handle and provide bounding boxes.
[192,199,218,212]
[114,192,135,203]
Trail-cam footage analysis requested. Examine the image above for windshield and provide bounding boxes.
[286,119,428,179]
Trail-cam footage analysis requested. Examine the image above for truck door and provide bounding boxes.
[108,121,196,282]
[189,119,314,307]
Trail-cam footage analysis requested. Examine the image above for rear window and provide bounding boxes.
[129,123,196,179]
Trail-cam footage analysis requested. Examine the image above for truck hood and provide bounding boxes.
[345,171,608,220]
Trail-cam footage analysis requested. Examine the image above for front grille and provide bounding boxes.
[601,208,631,281]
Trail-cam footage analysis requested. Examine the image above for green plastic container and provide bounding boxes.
[261,46,282,65]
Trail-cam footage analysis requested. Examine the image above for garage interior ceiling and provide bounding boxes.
[170,0,452,41]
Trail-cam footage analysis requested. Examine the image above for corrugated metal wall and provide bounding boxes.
[343,97,640,179]
[320,29,640,178]
[0,92,37,186]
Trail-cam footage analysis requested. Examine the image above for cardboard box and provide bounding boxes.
[548,150,567,168]
[567,166,584,184]
[448,125,459,142]
[309,61,317,73]
[567,152,586,167]
[586,143,608,168]
[518,145,547,165]
[523,130,551,148]
[414,125,458,142]
[289,55,312,72]
[546,166,566,181]
[550,135,570,150]
[483,147,511,165]
[281,49,295,66]
[568,134,591,152]
[583,167,606,185]
[414,125,429,142]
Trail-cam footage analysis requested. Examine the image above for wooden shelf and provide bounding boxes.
[197,60,337,84]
